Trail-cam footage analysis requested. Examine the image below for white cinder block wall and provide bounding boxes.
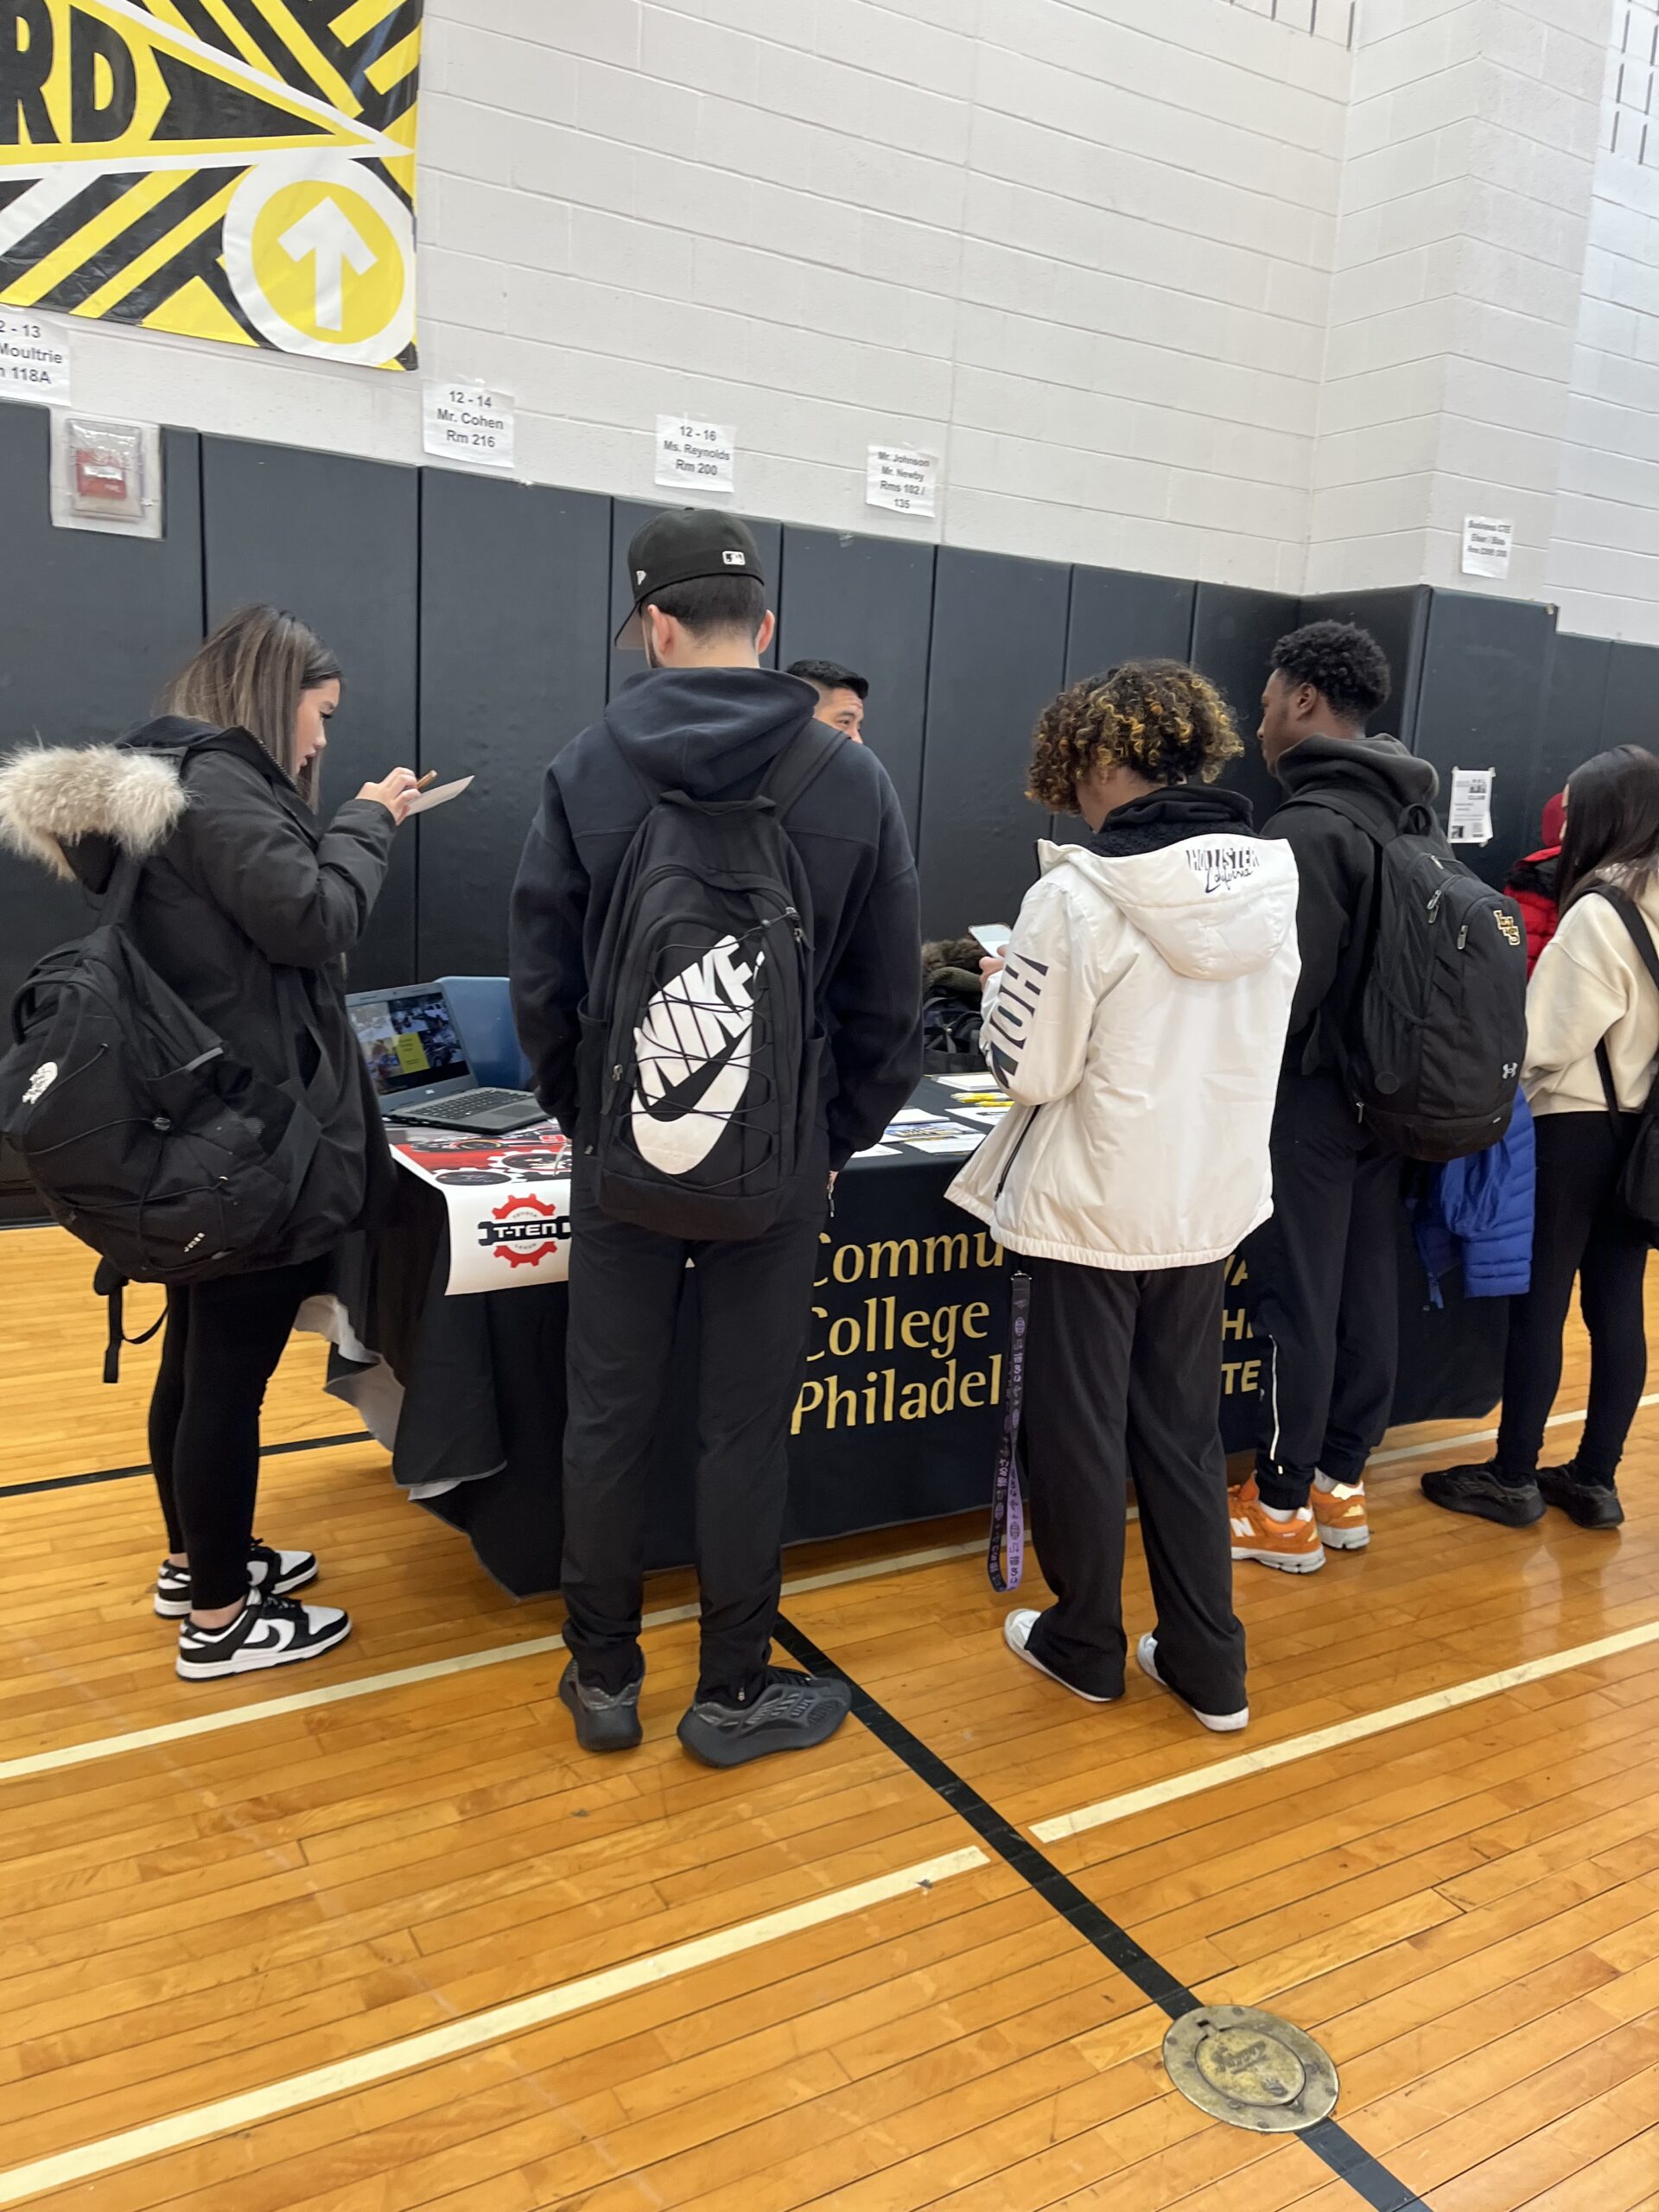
[39,0,1659,639]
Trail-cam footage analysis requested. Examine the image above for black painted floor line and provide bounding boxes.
[0,1431,367,1500]
[773,1613,1433,2212]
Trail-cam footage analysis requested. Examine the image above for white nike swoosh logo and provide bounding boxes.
[631,938,759,1178]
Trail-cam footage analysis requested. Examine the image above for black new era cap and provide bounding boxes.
[615,510,766,647]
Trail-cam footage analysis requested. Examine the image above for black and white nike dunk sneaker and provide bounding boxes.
[677,1668,852,1769]
[175,1589,351,1681]
[155,1541,319,1619]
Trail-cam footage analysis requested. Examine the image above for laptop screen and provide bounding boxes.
[348,986,472,1100]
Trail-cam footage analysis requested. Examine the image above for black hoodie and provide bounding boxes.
[509,667,923,1169]
[1264,732,1440,1071]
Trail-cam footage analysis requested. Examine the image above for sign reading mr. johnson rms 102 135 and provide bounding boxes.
[0,0,422,369]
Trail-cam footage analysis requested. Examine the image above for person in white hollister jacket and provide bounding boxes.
[950,663,1300,1731]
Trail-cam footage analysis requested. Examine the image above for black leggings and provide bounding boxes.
[149,1256,330,1608]
[1496,1113,1649,1488]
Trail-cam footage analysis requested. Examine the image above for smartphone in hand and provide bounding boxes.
[969,924,1011,957]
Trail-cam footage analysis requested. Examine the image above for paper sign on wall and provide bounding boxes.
[423,380,515,470]
[867,444,938,518]
[1462,517,1514,579]
[656,416,736,493]
[1448,768,1495,846]
[0,310,70,404]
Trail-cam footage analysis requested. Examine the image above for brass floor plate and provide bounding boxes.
[1162,2005,1340,2133]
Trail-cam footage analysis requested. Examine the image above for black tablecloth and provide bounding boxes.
[333,1083,1508,1596]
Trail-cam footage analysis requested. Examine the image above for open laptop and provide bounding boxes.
[346,983,545,1135]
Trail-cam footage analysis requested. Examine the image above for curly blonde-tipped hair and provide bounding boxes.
[1027,659,1243,816]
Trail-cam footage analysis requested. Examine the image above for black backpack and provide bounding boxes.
[1587,883,1659,1243]
[579,723,842,1239]
[0,810,332,1340]
[1287,791,1529,1162]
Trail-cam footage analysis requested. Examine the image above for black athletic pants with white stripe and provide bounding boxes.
[561,1147,830,1706]
[1241,1068,1402,1508]
[1022,1255,1246,1715]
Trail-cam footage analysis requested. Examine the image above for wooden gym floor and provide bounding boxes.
[4,1224,1659,2210]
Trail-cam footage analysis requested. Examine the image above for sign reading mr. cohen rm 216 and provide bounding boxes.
[0,0,422,369]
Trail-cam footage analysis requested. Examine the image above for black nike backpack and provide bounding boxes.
[0,830,332,1362]
[580,722,842,1238]
[1286,791,1529,1162]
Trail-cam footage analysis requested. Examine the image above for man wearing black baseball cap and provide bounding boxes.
[510,508,922,1768]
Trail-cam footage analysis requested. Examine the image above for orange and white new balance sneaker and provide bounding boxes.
[1229,1477,1325,1573]
[1311,1477,1370,1551]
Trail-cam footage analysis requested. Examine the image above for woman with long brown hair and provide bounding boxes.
[0,605,419,1678]
[1426,745,1659,1532]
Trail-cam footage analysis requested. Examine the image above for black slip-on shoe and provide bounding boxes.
[1421,1462,1545,1528]
[558,1660,644,1752]
[677,1668,852,1769]
[1538,1463,1624,1529]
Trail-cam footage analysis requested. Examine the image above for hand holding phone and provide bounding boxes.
[970,924,1010,957]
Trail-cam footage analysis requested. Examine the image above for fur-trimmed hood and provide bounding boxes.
[0,718,249,880]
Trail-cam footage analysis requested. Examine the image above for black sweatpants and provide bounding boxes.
[561,1151,830,1703]
[1242,1070,1402,1508]
[1022,1256,1246,1714]
[1496,1111,1649,1487]
[149,1255,331,1610]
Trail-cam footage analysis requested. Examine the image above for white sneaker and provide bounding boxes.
[155,1540,318,1618]
[1003,1610,1119,1704]
[1136,1633,1249,1733]
[176,1589,351,1681]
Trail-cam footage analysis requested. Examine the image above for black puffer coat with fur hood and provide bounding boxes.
[0,717,397,1263]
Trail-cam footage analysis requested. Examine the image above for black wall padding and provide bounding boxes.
[917,547,1069,937]
[776,525,935,841]
[1295,586,1430,753]
[1532,633,1610,841]
[1064,566,1196,683]
[607,499,780,702]
[1602,640,1659,755]
[418,473,609,978]
[1411,589,1554,888]
[201,438,419,988]
[0,410,205,1020]
[1189,583,1300,830]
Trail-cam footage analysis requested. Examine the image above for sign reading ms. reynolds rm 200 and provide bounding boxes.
[0,0,422,370]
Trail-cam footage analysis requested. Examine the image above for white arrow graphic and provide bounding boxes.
[277,198,376,333]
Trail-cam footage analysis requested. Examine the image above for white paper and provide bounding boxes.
[854,1142,898,1159]
[390,1125,572,1295]
[655,415,735,493]
[1461,516,1513,580]
[900,1134,980,1156]
[867,443,938,518]
[935,1071,995,1090]
[887,1109,938,1124]
[961,1107,1013,1124]
[406,774,474,815]
[423,380,514,470]
[1448,767,1495,846]
[0,309,69,404]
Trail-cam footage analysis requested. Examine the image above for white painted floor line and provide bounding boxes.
[1365,1389,1659,1470]
[0,1540,984,1786]
[0,1845,988,2208]
[1033,1616,1659,1845]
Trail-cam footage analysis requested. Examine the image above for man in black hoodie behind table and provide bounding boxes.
[510,512,922,1766]
[1230,622,1439,1573]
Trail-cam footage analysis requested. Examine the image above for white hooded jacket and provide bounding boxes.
[949,816,1301,1270]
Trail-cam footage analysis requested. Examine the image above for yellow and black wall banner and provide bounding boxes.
[0,0,421,368]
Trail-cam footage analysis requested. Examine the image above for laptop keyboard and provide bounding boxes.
[392,1090,535,1124]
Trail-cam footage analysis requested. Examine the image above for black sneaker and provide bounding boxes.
[1538,1463,1624,1529]
[558,1660,643,1752]
[155,1541,318,1619]
[175,1589,351,1681]
[677,1668,853,1769]
[1421,1462,1544,1527]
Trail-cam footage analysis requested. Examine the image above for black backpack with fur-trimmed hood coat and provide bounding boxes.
[0,716,397,1269]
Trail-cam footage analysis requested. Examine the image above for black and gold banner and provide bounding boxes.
[0,0,421,367]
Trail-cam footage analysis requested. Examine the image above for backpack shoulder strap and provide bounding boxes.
[1277,789,1395,844]
[1586,882,1659,995]
[760,721,843,818]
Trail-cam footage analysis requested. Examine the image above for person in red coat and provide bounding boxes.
[1506,791,1567,977]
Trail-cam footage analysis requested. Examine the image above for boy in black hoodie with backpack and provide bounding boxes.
[1231,622,1440,1573]
[510,512,921,1767]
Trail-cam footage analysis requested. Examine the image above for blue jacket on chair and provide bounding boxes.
[1409,1090,1535,1306]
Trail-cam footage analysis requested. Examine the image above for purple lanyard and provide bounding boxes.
[987,1268,1030,1592]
